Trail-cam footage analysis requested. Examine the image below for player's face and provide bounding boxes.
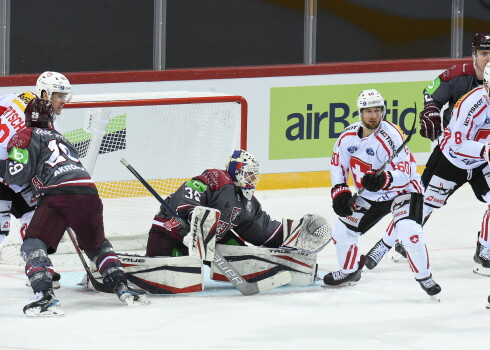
[474,50,490,77]
[49,92,68,115]
[361,107,384,129]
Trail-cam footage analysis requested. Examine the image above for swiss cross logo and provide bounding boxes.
[3,222,9,229]
[410,235,419,244]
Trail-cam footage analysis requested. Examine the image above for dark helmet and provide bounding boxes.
[472,32,490,51]
[25,97,55,128]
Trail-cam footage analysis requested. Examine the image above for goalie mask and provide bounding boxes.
[36,71,72,102]
[25,98,56,128]
[226,150,260,200]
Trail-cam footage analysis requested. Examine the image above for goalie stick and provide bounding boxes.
[348,107,417,207]
[120,158,291,295]
[66,227,114,293]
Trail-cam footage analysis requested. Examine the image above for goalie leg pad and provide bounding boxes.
[281,214,332,254]
[185,206,220,261]
[211,244,318,287]
[82,254,204,294]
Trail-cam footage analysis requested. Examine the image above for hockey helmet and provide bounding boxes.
[25,97,56,128]
[472,33,490,52]
[36,71,72,102]
[357,89,386,121]
[226,150,260,200]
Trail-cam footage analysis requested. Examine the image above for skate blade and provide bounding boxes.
[473,264,490,276]
[25,305,64,317]
[321,281,359,288]
[430,294,441,303]
[123,295,150,306]
[390,251,407,263]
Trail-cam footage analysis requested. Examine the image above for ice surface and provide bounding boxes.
[0,184,488,350]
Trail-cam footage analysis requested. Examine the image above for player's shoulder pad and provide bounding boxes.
[378,121,404,151]
[439,62,475,82]
[196,169,233,191]
[7,128,34,150]
[342,122,359,134]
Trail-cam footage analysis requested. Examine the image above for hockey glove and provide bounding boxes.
[419,103,441,141]
[331,184,353,217]
[361,170,393,192]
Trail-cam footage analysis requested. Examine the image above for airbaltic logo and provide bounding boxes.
[284,100,416,141]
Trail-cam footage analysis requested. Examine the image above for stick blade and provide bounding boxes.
[241,271,292,296]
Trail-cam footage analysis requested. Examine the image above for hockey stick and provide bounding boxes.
[66,227,114,293]
[348,107,418,207]
[120,158,291,295]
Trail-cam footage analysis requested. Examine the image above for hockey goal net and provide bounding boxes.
[0,91,247,266]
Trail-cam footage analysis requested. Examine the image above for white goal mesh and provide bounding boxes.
[0,92,246,265]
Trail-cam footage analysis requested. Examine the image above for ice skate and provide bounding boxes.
[390,242,407,262]
[323,255,365,286]
[104,269,150,306]
[23,289,64,317]
[365,239,391,270]
[114,282,150,306]
[473,241,490,276]
[416,274,441,302]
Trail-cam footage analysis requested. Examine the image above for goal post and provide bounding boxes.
[0,92,247,265]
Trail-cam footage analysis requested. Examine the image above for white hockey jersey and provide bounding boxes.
[439,86,490,170]
[330,120,423,202]
[0,92,36,159]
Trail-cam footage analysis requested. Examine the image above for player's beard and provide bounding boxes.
[363,118,381,130]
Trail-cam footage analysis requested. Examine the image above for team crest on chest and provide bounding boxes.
[347,146,358,154]
[366,147,375,156]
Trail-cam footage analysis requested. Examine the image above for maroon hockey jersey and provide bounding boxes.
[152,169,283,247]
[0,127,97,196]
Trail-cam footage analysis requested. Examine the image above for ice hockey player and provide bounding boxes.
[0,72,70,261]
[145,149,332,289]
[326,89,441,299]
[366,33,490,269]
[417,62,490,276]
[0,98,149,317]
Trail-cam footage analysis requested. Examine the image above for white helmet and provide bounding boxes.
[225,150,260,200]
[356,89,386,120]
[36,71,72,101]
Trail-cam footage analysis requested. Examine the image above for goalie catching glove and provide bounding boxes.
[281,214,332,254]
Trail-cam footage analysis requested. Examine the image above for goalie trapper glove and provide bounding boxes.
[419,103,441,141]
[361,170,393,192]
[331,184,353,217]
